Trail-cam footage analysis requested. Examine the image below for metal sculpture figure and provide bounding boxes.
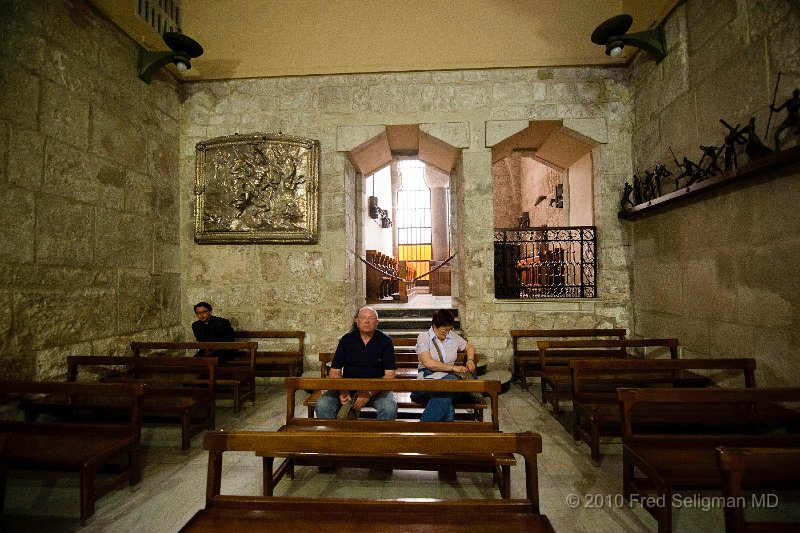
[720,119,747,171]
[698,145,724,176]
[621,182,635,210]
[743,117,773,160]
[653,162,673,194]
[770,88,800,151]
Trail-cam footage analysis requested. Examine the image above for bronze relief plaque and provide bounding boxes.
[194,133,319,244]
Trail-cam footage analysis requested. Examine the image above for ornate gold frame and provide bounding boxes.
[194,133,319,244]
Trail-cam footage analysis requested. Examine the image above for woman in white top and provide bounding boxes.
[412,309,476,421]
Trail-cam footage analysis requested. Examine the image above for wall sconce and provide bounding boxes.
[549,184,564,208]
[138,32,204,83]
[591,14,665,63]
[368,196,392,228]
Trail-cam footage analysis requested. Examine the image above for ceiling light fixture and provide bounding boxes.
[591,14,666,63]
[138,32,204,83]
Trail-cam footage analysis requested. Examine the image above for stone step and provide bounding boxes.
[373,307,459,319]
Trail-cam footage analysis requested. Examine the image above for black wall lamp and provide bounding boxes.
[591,14,665,63]
[138,32,204,83]
[368,196,392,228]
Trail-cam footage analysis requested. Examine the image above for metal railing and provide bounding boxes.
[494,226,596,299]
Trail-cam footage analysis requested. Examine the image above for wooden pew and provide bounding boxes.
[61,356,217,451]
[619,387,800,533]
[283,377,511,497]
[537,338,679,416]
[510,328,626,390]
[570,357,755,465]
[0,381,145,524]
[309,353,487,421]
[130,341,258,415]
[234,330,304,377]
[180,430,555,533]
[717,446,800,533]
[317,346,479,379]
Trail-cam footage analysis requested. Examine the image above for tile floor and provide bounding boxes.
[4,380,793,532]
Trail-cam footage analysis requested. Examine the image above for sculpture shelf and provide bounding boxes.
[618,145,800,220]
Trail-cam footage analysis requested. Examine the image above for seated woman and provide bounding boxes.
[411,309,477,421]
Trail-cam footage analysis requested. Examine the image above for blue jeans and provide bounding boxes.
[315,389,397,420]
[413,370,471,422]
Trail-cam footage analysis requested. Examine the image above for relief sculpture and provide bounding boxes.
[195,133,319,244]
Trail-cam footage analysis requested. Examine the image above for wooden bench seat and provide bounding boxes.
[0,381,144,524]
[280,377,513,496]
[179,430,555,533]
[130,341,257,415]
[317,349,478,380]
[619,387,800,533]
[234,330,304,377]
[569,358,755,465]
[717,446,800,533]
[537,338,679,416]
[307,356,488,420]
[57,356,217,451]
[511,328,626,390]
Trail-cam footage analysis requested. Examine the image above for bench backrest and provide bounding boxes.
[538,338,679,370]
[717,446,800,532]
[234,330,304,357]
[0,380,145,437]
[570,358,757,402]
[318,350,476,375]
[618,387,800,444]
[286,377,501,430]
[67,355,218,392]
[202,429,543,512]
[130,341,258,368]
[511,328,626,358]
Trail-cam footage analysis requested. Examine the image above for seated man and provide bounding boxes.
[411,309,476,422]
[315,306,398,420]
[191,301,237,362]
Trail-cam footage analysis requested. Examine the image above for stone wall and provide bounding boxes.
[628,0,800,385]
[180,67,635,369]
[0,0,183,379]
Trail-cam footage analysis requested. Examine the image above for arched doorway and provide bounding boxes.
[346,125,461,308]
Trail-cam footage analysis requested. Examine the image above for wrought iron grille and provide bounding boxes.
[494,226,597,299]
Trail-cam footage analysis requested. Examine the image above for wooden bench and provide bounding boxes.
[234,330,304,377]
[309,354,487,421]
[570,357,755,465]
[282,377,513,496]
[511,328,626,390]
[0,381,145,524]
[179,430,555,533]
[619,387,800,533]
[131,341,258,415]
[318,347,479,380]
[61,356,217,451]
[717,446,800,533]
[537,338,679,416]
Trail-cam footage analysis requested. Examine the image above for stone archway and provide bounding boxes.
[343,125,462,306]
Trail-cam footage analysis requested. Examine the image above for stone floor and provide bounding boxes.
[4,380,795,532]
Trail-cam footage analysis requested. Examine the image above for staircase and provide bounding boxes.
[377,306,511,392]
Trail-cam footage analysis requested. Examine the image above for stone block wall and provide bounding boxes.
[180,67,635,369]
[628,0,800,385]
[0,0,183,379]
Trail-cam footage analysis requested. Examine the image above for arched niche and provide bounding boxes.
[344,125,463,305]
[490,120,600,228]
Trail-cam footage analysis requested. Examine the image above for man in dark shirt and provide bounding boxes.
[315,306,397,419]
[191,302,237,362]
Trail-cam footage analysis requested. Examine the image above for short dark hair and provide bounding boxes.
[194,302,212,312]
[431,309,455,328]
